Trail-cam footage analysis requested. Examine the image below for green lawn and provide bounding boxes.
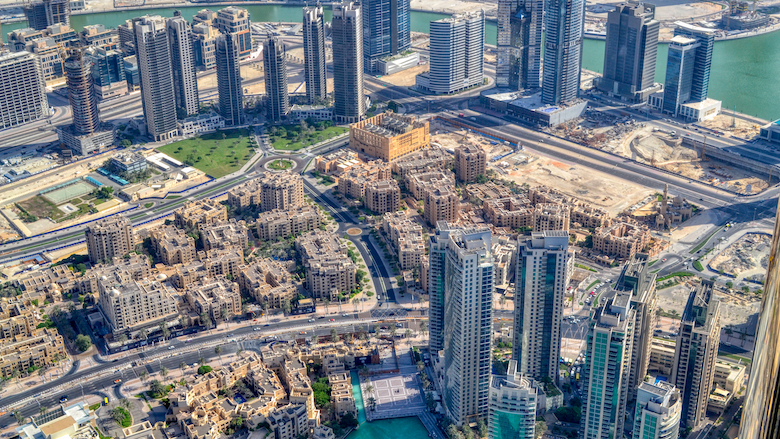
[270,124,347,151]
[156,128,255,178]
[268,159,293,170]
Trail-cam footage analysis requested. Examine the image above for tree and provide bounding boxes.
[75,334,92,352]
[323,298,330,313]
[138,329,148,342]
[220,307,229,328]
[120,139,132,148]
[282,299,292,315]
[200,312,212,329]
[139,371,148,384]
[331,328,339,342]
[367,396,377,411]
[416,361,425,373]
[390,326,397,338]
[149,379,165,397]
[447,425,464,439]
[118,333,128,347]
[419,321,428,337]
[462,425,475,439]
[339,412,358,428]
[387,101,399,112]
[159,321,170,340]
[180,362,187,376]
[215,346,223,365]
[476,420,488,439]
[120,398,131,411]
[366,385,374,395]
[160,366,169,381]
[39,406,47,415]
[405,329,412,341]
[13,410,23,425]
[311,334,319,344]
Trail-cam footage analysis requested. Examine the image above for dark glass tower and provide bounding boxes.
[303,5,327,104]
[362,0,411,73]
[24,0,70,31]
[496,0,542,90]
[541,0,585,105]
[262,36,289,122]
[332,1,365,123]
[216,32,243,126]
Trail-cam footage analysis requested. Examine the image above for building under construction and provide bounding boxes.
[56,49,115,154]
[23,0,71,31]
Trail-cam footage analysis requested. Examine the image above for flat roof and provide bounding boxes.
[675,21,716,33]
[670,35,697,45]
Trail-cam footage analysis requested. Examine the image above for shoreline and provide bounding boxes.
[584,19,780,42]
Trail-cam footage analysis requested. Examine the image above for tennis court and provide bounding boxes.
[41,180,97,205]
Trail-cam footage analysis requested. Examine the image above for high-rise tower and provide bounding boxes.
[613,253,658,401]
[133,15,178,141]
[673,22,714,103]
[167,12,199,117]
[415,12,484,95]
[661,35,698,116]
[215,7,251,59]
[496,0,542,90]
[598,3,660,103]
[303,5,327,104]
[632,381,682,439]
[513,231,572,383]
[64,50,99,135]
[488,360,537,439]
[23,0,70,31]
[443,226,494,426]
[216,32,243,126]
[581,294,635,439]
[741,200,780,439]
[331,1,365,123]
[361,0,411,72]
[542,0,585,105]
[428,221,454,353]
[263,36,289,123]
[672,280,720,430]
[0,51,50,130]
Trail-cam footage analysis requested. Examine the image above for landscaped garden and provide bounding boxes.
[268,159,293,171]
[156,128,256,178]
[268,121,347,151]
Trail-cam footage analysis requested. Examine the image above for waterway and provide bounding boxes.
[3,4,778,120]
[349,370,430,439]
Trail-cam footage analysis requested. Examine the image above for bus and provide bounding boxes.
[104,397,109,405]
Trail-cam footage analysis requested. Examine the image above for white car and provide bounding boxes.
[168,345,175,350]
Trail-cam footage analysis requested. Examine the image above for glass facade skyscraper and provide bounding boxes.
[541,0,585,105]
[362,0,411,73]
[496,0,542,90]
[488,360,537,439]
[662,36,697,116]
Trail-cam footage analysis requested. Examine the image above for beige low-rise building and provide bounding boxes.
[405,170,455,200]
[79,254,152,295]
[200,219,250,252]
[239,259,296,310]
[227,178,262,210]
[172,250,244,288]
[151,225,197,265]
[391,146,451,176]
[383,211,425,270]
[571,205,609,228]
[337,160,392,199]
[85,215,134,264]
[15,265,76,301]
[349,111,430,161]
[424,185,460,226]
[184,277,242,323]
[328,371,357,419]
[454,144,486,183]
[464,182,513,205]
[594,221,651,260]
[648,338,676,376]
[0,328,65,378]
[483,197,534,229]
[313,425,335,439]
[260,171,305,212]
[268,404,309,439]
[256,205,322,241]
[533,203,571,232]
[365,179,401,214]
[175,199,228,229]
[492,241,516,288]
[712,360,745,395]
[296,231,357,299]
[315,149,360,174]
[97,271,179,332]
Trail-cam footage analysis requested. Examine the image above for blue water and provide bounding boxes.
[348,370,430,439]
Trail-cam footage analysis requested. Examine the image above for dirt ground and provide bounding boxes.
[699,113,762,140]
[196,63,334,96]
[380,64,430,87]
[711,233,772,280]
[656,281,761,330]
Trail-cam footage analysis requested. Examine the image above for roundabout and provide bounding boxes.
[266,158,295,171]
[347,227,362,236]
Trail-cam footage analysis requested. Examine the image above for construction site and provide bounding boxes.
[551,111,770,195]
[710,232,773,281]
[429,119,653,216]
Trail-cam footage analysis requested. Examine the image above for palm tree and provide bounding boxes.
[419,321,428,337]
[311,334,319,344]
[352,297,359,312]
[11,369,20,389]
[215,346,223,365]
[180,362,187,377]
[331,328,338,343]
[13,410,24,425]
[118,334,128,348]
[199,357,206,366]
[405,329,413,344]
[120,398,131,411]
[160,366,169,381]
[236,348,243,357]
[262,303,269,323]
[39,406,47,415]
[200,312,212,329]
[139,371,148,384]
[367,396,377,411]
[138,329,148,342]
[159,321,170,340]
[365,385,374,395]
[390,326,397,338]
[500,295,507,309]
[323,298,330,314]
[220,307,229,329]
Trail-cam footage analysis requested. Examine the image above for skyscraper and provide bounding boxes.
[488,360,537,439]
[673,22,714,103]
[263,36,289,123]
[87,47,127,101]
[598,3,660,103]
[741,200,780,439]
[0,51,50,130]
[361,0,411,72]
[302,5,327,104]
[23,0,70,30]
[133,15,178,141]
[428,221,454,353]
[443,226,494,426]
[613,253,657,401]
[496,0,542,90]
[85,215,134,264]
[64,50,99,135]
[672,280,720,430]
[581,293,635,439]
[541,0,585,105]
[167,12,199,117]
[332,2,365,123]
[632,381,682,439]
[415,12,484,95]
[661,35,698,116]
[216,32,243,126]
[215,7,251,59]
[513,231,572,383]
